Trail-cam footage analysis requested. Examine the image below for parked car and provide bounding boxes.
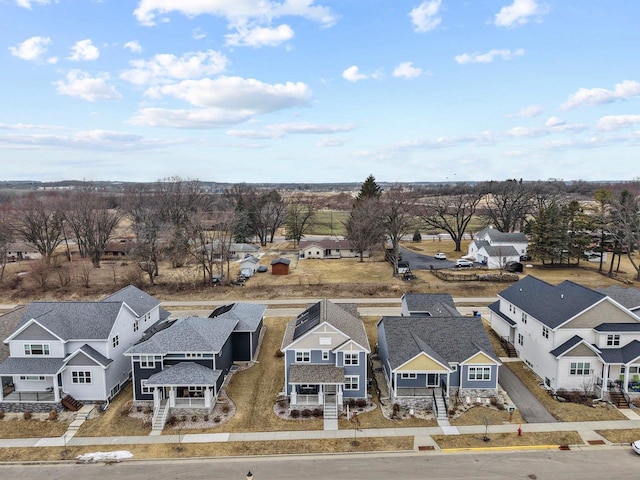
[257,265,268,273]
[455,259,473,268]
[240,267,254,278]
[520,254,532,261]
[505,261,523,273]
[632,439,640,455]
[434,252,447,260]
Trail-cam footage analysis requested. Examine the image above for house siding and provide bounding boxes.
[460,364,498,389]
[561,301,637,329]
[214,336,235,391]
[231,332,251,362]
[132,359,162,401]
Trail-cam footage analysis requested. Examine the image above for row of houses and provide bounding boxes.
[3,278,640,429]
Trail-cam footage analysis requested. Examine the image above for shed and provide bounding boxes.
[271,257,291,275]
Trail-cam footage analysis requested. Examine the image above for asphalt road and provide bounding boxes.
[0,449,637,479]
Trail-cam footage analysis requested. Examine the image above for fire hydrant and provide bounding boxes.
[518,424,522,436]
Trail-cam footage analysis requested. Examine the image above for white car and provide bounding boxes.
[434,252,447,260]
[455,259,473,268]
[632,440,640,455]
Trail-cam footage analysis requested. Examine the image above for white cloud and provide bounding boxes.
[55,70,122,102]
[410,0,442,33]
[16,0,50,9]
[509,105,542,117]
[124,41,143,53]
[545,116,565,127]
[494,0,548,28]
[192,28,207,40]
[227,122,355,139]
[342,65,380,82]
[225,24,294,48]
[393,62,423,78]
[455,48,525,64]
[133,0,337,28]
[129,107,254,128]
[562,80,640,110]
[0,122,58,130]
[68,39,100,61]
[9,36,51,61]
[121,50,228,86]
[596,115,640,131]
[317,137,349,147]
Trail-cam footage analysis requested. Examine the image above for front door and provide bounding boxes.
[427,374,439,387]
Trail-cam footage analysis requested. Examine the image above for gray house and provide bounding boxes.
[281,300,370,418]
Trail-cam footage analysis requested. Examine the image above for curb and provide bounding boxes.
[441,444,561,453]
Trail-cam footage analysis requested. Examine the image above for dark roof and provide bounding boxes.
[298,238,355,250]
[476,227,528,244]
[293,302,321,339]
[209,302,265,332]
[289,364,345,384]
[598,286,640,311]
[550,335,588,358]
[146,362,221,386]
[594,323,640,332]
[378,316,499,370]
[102,284,160,317]
[75,344,113,367]
[127,315,238,355]
[402,293,458,316]
[499,276,605,329]
[482,245,519,257]
[488,301,516,326]
[598,340,640,364]
[0,307,25,361]
[0,356,65,375]
[271,257,291,265]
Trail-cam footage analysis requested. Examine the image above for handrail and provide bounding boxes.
[431,389,438,418]
[440,378,448,417]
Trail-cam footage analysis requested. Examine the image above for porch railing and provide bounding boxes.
[440,379,448,413]
[292,394,319,405]
[174,397,207,408]
[2,391,56,402]
[432,389,439,418]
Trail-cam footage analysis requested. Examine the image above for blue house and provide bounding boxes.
[280,300,370,418]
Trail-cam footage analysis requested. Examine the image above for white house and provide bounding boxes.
[468,227,528,269]
[489,275,640,400]
[299,238,366,259]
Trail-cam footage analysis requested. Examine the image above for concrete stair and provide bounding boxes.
[323,403,338,419]
[152,400,169,432]
[434,395,448,420]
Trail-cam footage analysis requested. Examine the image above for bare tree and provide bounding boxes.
[478,180,534,232]
[12,192,65,266]
[344,197,384,262]
[611,190,640,281]
[0,209,12,282]
[190,209,235,284]
[285,192,319,247]
[418,186,483,252]
[380,186,418,275]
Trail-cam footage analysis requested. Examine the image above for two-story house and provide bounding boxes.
[467,227,528,269]
[0,285,164,410]
[280,300,370,418]
[489,275,640,399]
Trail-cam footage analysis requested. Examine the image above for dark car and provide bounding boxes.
[520,254,532,261]
[505,261,523,273]
[257,265,268,273]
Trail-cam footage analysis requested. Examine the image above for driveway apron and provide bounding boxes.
[499,365,557,423]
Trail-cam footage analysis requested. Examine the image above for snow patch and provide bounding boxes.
[77,450,133,462]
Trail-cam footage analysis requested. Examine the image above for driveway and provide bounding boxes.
[399,246,457,270]
[499,364,557,423]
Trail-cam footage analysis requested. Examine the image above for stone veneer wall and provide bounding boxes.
[0,402,64,413]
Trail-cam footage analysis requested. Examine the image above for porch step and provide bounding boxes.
[610,391,629,409]
[434,395,448,420]
[61,395,83,412]
[152,400,169,431]
[324,403,338,419]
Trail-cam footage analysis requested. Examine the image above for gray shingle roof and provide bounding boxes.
[17,301,124,340]
[127,316,238,355]
[76,344,113,367]
[379,316,499,370]
[482,245,519,257]
[488,301,516,326]
[271,257,291,265]
[402,293,458,316]
[549,335,586,357]
[0,307,25,362]
[145,362,221,386]
[598,340,640,364]
[499,276,605,329]
[476,227,528,243]
[101,284,160,317]
[594,323,640,332]
[289,364,345,384]
[210,303,266,332]
[281,300,370,352]
[0,356,65,375]
[598,286,640,311]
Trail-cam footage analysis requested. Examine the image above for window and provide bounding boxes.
[295,351,310,363]
[110,384,121,398]
[133,321,139,333]
[185,353,203,358]
[112,335,119,348]
[521,313,528,324]
[19,375,45,381]
[569,362,591,375]
[344,353,359,366]
[542,326,549,339]
[518,333,524,346]
[400,373,417,379]
[140,355,155,368]
[468,366,491,381]
[607,334,620,346]
[72,371,92,384]
[24,344,50,356]
[345,375,359,390]
[141,380,153,395]
[319,337,332,345]
[322,350,329,361]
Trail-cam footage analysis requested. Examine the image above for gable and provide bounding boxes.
[397,353,448,372]
[334,339,367,352]
[563,343,598,357]
[65,351,100,366]
[11,321,60,342]
[561,300,638,329]
[287,323,348,350]
[464,352,499,365]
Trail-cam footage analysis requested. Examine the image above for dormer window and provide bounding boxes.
[24,344,50,356]
[607,334,620,346]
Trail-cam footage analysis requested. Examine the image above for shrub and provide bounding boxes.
[180,415,187,422]
[204,414,209,422]
[191,415,197,422]
[312,408,323,417]
[277,398,289,408]
[165,415,177,427]
[274,349,285,358]
[355,398,367,408]
[301,408,312,418]
[136,406,143,412]
[214,416,221,423]
[347,398,357,408]
[0,411,4,420]
[144,405,153,415]
[496,402,505,411]
[222,404,230,414]
[489,396,498,406]
[48,410,59,421]
[392,403,400,414]
[23,411,32,420]
[290,409,300,419]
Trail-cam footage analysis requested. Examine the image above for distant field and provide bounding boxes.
[309,210,349,236]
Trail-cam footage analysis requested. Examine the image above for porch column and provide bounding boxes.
[153,387,160,409]
[291,387,297,405]
[393,371,397,397]
[623,365,630,393]
[337,384,343,405]
[445,372,450,397]
[53,376,60,402]
[318,385,324,405]
[602,365,609,393]
[169,386,175,407]
[0,384,3,401]
[205,387,211,409]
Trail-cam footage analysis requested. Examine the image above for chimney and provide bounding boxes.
[561,294,564,299]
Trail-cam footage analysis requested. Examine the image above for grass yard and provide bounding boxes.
[594,428,640,444]
[0,436,415,462]
[0,415,69,438]
[432,431,583,450]
[450,404,523,426]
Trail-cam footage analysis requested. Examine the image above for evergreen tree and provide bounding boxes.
[355,175,382,202]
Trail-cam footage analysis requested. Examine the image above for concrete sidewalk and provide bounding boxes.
[2,417,640,450]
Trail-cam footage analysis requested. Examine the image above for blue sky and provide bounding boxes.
[2,0,640,183]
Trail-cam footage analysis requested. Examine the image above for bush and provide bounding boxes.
[191,415,197,422]
[180,415,187,422]
[48,410,59,421]
[0,411,4,420]
[301,408,312,418]
[489,396,498,406]
[277,398,289,408]
[222,404,230,414]
[144,405,153,415]
[355,398,367,408]
[120,400,132,417]
[214,416,221,423]
[312,408,323,417]
[165,415,177,427]
[347,398,357,408]
[204,414,209,422]
[290,409,300,419]
[274,349,285,358]
[136,406,143,412]
[496,402,505,411]
[23,410,32,420]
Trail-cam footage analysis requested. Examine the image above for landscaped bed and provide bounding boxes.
[0,411,70,438]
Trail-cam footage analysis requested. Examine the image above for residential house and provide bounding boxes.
[299,238,367,259]
[467,227,528,269]
[126,302,265,430]
[489,275,640,398]
[280,300,371,418]
[239,255,260,276]
[0,285,165,410]
[598,286,640,318]
[377,305,500,418]
[201,241,260,260]
[5,242,41,261]
[104,239,134,257]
